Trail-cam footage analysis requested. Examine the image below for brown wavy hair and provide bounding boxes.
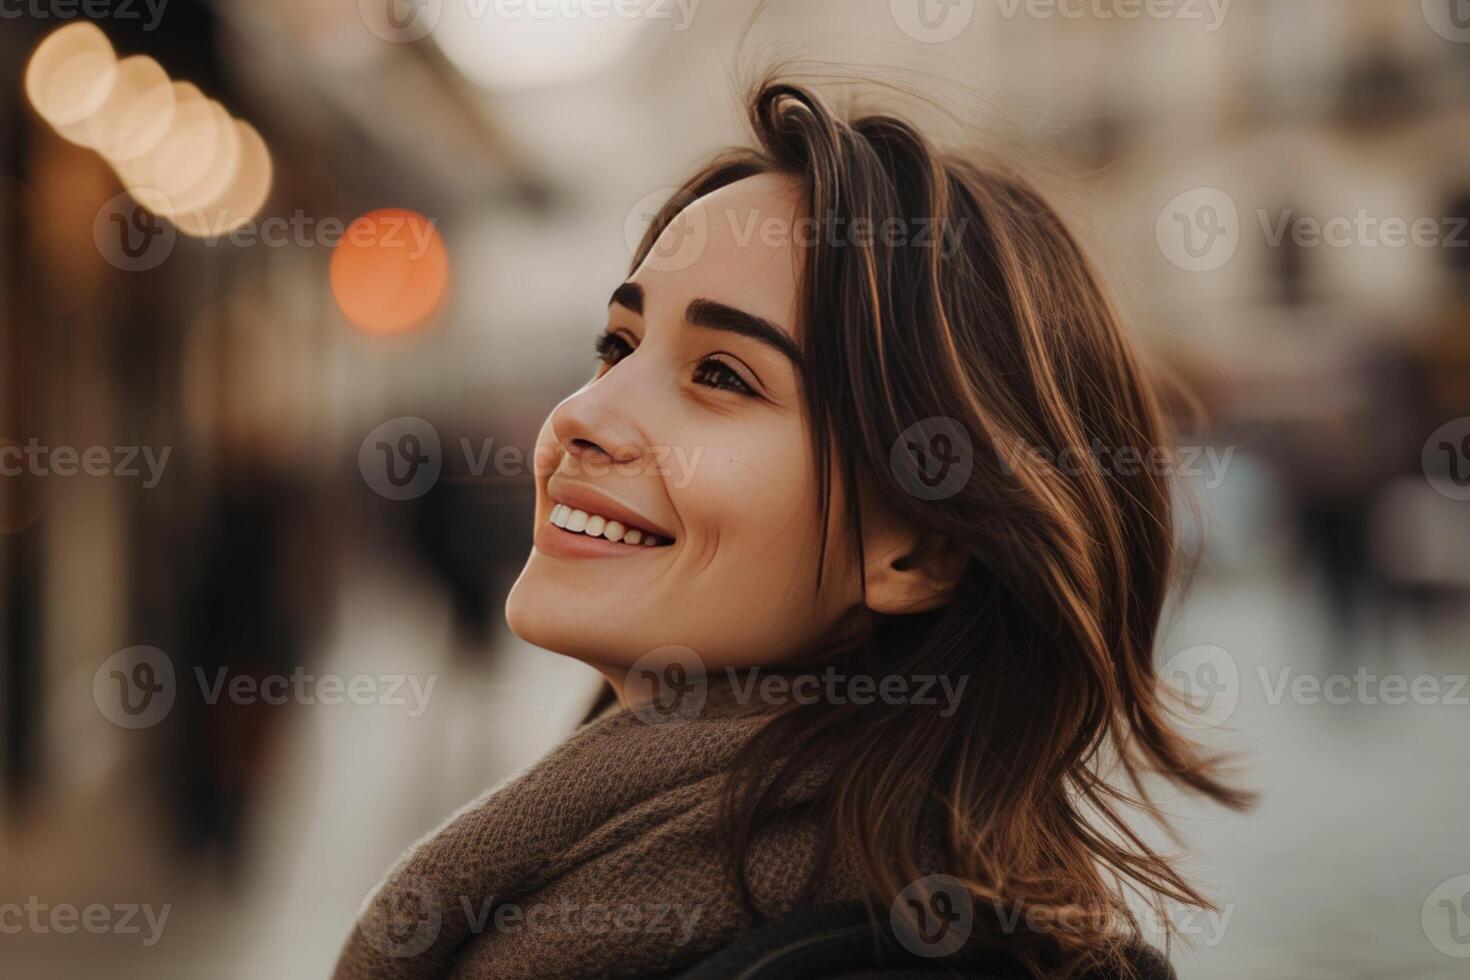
[629,79,1253,978]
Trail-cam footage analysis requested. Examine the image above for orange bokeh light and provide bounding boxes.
[329,208,449,335]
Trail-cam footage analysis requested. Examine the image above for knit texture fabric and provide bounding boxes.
[331,685,865,980]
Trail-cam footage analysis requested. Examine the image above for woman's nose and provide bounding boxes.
[549,370,647,468]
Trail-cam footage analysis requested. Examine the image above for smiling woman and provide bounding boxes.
[333,79,1251,980]
[504,172,853,670]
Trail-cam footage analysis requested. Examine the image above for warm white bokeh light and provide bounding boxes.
[23,26,272,233]
[432,3,648,91]
[174,120,273,238]
[165,100,241,215]
[24,22,118,133]
[115,82,225,210]
[80,55,175,163]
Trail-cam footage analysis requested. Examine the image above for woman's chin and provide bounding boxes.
[504,564,636,664]
[503,564,560,650]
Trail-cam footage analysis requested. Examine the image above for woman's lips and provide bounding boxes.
[534,521,669,559]
[535,478,676,560]
[548,502,668,546]
[544,478,676,541]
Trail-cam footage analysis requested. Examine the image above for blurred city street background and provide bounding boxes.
[3,1,1470,977]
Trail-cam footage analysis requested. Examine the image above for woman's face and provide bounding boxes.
[505,173,864,677]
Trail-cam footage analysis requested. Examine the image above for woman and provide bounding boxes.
[334,80,1249,980]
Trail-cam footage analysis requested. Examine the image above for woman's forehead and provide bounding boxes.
[632,173,805,340]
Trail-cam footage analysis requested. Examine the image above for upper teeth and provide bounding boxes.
[549,503,664,546]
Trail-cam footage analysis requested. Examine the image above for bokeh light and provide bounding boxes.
[173,120,273,239]
[116,83,220,207]
[432,5,647,91]
[24,25,268,232]
[329,208,450,335]
[78,55,175,163]
[24,21,117,133]
[163,100,241,216]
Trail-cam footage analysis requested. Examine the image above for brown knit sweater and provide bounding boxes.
[332,683,868,979]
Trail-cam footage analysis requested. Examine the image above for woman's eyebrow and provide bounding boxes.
[608,281,643,314]
[685,298,800,365]
[608,281,800,365]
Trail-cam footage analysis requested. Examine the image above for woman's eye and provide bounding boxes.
[593,331,633,367]
[693,357,754,395]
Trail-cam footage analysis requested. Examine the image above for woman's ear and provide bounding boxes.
[861,508,968,616]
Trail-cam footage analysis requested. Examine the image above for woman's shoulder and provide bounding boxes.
[670,900,1176,980]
